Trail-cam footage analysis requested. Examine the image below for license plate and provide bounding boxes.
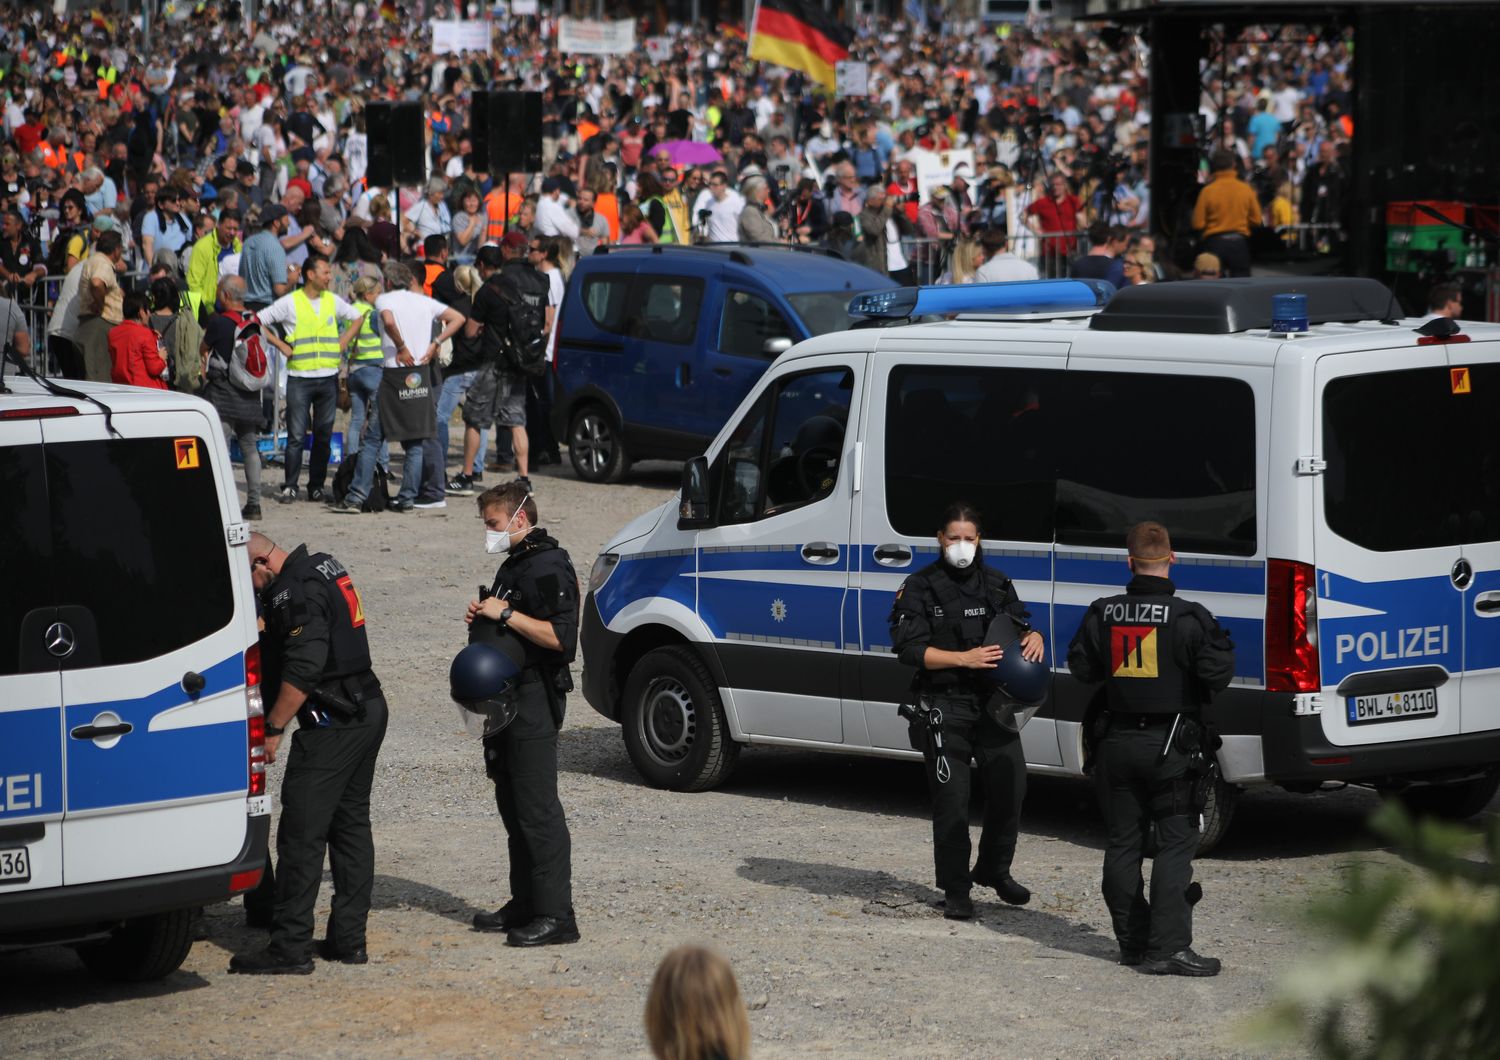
[1348,688,1438,724]
[0,846,31,885]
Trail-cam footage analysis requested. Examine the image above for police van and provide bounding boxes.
[0,371,269,979]
[580,277,1500,848]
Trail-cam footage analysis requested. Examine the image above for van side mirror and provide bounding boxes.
[678,455,713,530]
[762,337,793,357]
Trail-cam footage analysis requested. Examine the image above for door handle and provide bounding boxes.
[71,721,134,741]
[713,367,733,377]
[873,544,913,567]
[1476,593,1500,615]
[677,363,691,387]
[801,542,840,564]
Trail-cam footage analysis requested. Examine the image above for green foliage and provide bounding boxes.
[1256,802,1500,1059]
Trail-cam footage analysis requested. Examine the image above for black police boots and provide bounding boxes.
[506,914,580,947]
[1141,948,1222,977]
[228,948,315,975]
[942,890,974,920]
[316,938,369,965]
[472,903,532,933]
[973,871,1032,906]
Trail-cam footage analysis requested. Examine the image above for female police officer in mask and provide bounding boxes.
[889,502,1045,920]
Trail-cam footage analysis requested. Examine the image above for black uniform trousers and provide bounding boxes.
[483,679,572,919]
[268,691,388,961]
[1094,717,1198,957]
[917,693,1027,895]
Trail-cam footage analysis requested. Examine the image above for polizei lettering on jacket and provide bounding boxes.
[1101,601,1170,625]
[1334,625,1449,664]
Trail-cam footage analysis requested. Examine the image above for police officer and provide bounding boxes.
[229,532,388,974]
[466,482,581,946]
[889,502,1044,920]
[1066,521,1235,976]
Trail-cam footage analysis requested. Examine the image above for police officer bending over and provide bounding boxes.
[890,502,1044,920]
[230,532,388,975]
[466,482,581,946]
[1066,522,1235,977]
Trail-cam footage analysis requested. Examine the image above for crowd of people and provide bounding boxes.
[0,2,1358,511]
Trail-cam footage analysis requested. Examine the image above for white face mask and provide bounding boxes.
[944,540,978,569]
[483,497,530,554]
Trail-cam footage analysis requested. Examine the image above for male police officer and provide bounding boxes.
[1066,522,1235,976]
[230,532,389,974]
[466,482,581,946]
[889,503,1044,920]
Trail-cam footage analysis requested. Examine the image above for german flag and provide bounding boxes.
[748,0,852,91]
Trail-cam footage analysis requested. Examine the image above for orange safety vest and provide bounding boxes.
[423,262,443,297]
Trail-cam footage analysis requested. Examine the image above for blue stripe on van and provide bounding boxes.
[0,706,65,819]
[1055,555,1265,596]
[701,545,850,574]
[596,550,697,626]
[65,654,247,812]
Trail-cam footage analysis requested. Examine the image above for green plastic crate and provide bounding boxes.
[1386,224,1466,251]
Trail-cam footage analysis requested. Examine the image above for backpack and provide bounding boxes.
[331,454,391,513]
[489,273,548,377]
[170,298,206,394]
[218,309,272,392]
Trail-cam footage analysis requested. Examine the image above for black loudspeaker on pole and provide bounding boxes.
[365,100,426,188]
[484,91,543,174]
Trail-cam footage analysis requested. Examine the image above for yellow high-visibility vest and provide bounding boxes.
[288,289,342,373]
[350,300,383,363]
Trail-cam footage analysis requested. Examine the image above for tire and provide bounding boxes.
[78,908,195,982]
[621,645,739,791]
[1196,763,1239,856]
[1393,772,1500,821]
[567,403,631,484]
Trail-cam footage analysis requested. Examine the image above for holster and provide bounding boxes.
[300,673,375,727]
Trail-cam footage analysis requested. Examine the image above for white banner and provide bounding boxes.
[914,148,975,202]
[556,17,636,56]
[644,35,673,62]
[511,0,538,14]
[430,19,492,55]
[834,61,869,99]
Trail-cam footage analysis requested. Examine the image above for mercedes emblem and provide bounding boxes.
[44,621,76,658]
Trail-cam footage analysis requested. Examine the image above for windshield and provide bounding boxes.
[787,291,864,337]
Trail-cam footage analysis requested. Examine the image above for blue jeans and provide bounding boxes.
[346,364,384,459]
[436,370,474,468]
[347,385,423,506]
[284,374,338,492]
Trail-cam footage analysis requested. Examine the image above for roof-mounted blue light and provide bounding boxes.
[1269,292,1309,335]
[848,279,1115,320]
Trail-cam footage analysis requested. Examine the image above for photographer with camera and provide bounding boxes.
[889,502,1045,921]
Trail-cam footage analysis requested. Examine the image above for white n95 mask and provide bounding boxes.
[944,541,977,569]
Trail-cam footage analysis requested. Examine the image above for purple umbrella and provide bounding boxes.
[653,140,723,166]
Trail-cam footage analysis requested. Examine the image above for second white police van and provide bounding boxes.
[580,277,1500,847]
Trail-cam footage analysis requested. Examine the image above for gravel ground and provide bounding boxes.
[3,451,1496,1059]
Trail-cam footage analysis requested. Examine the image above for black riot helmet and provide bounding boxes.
[982,614,1050,708]
[449,631,527,737]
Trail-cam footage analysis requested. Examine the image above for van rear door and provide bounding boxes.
[0,420,66,897]
[1315,346,1465,746]
[1441,344,1500,737]
[41,410,254,885]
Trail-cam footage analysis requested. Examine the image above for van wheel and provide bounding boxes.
[622,646,739,791]
[1393,772,1500,821]
[568,404,631,484]
[78,908,195,981]
[1196,765,1239,856]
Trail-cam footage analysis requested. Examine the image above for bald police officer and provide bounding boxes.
[1066,522,1235,976]
[230,532,388,974]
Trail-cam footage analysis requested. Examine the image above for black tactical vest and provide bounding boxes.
[275,548,373,681]
[1095,589,1201,714]
[918,563,1015,691]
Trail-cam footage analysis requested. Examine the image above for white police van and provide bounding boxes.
[0,371,268,979]
[580,277,1500,847]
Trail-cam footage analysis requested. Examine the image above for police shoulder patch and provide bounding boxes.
[289,625,304,637]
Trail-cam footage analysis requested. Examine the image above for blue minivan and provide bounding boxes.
[551,245,896,482]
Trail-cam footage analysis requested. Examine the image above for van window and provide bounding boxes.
[717,367,853,524]
[47,436,234,666]
[581,274,633,335]
[627,276,703,345]
[884,366,1256,554]
[719,290,793,358]
[1057,372,1256,556]
[1325,364,1500,550]
[885,364,1064,542]
[0,443,53,676]
[786,292,859,337]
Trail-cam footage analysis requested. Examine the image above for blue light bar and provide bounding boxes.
[847,279,1115,320]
